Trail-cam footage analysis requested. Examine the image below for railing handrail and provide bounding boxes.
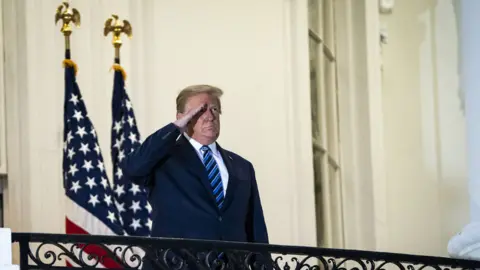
[10,232,480,268]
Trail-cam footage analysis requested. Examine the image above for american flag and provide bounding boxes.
[110,60,152,236]
[63,51,126,268]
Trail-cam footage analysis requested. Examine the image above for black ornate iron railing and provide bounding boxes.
[10,232,480,270]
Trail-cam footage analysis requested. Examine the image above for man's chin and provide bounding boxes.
[206,132,219,139]
[206,132,219,141]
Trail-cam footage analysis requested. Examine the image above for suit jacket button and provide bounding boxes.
[218,216,222,222]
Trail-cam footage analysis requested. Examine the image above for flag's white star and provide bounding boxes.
[113,121,122,133]
[107,211,116,223]
[130,218,142,231]
[97,160,105,172]
[79,143,90,155]
[94,144,100,155]
[90,128,96,138]
[82,160,94,172]
[70,181,81,193]
[69,94,79,106]
[76,126,87,138]
[100,177,109,189]
[88,194,100,207]
[130,201,141,214]
[67,148,75,159]
[72,110,83,122]
[68,164,78,176]
[127,116,135,127]
[85,177,96,189]
[145,202,152,213]
[129,183,141,196]
[128,132,137,144]
[114,184,125,197]
[104,194,113,206]
[115,200,126,213]
[118,150,126,162]
[113,138,123,149]
[125,99,133,111]
[115,168,123,179]
[145,219,152,231]
[67,131,74,143]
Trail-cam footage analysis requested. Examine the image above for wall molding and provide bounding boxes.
[2,0,32,264]
[281,0,317,246]
[335,0,388,251]
[0,0,6,175]
[335,0,361,250]
[365,0,389,251]
[2,0,32,232]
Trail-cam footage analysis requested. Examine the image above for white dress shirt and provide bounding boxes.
[183,134,229,195]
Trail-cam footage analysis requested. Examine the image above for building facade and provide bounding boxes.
[0,0,470,262]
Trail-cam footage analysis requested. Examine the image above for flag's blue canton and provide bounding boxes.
[111,67,152,236]
[63,60,125,236]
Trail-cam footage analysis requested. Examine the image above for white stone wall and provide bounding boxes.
[380,0,468,256]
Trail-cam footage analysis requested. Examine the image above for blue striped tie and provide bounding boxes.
[201,145,224,209]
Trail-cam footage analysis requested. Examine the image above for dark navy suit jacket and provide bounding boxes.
[122,123,269,243]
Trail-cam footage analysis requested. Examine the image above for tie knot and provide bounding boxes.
[201,145,210,153]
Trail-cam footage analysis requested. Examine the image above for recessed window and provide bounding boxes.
[308,0,344,248]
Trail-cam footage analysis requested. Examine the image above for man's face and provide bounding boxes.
[179,93,221,143]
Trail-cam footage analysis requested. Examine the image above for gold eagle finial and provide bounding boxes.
[103,14,132,48]
[55,1,81,35]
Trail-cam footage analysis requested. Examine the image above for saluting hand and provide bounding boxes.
[173,104,206,132]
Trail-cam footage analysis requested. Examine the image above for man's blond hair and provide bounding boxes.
[176,84,224,113]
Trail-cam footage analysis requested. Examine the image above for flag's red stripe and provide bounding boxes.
[66,217,123,268]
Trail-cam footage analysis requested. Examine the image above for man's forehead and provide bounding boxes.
[186,95,218,105]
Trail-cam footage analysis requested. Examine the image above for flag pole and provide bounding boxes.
[106,14,151,237]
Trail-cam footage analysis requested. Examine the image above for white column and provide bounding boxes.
[448,0,480,261]
[0,228,19,270]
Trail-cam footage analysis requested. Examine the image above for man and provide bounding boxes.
[122,84,269,266]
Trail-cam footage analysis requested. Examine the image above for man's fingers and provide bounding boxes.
[191,104,207,116]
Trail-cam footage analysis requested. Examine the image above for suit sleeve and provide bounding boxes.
[245,163,269,243]
[122,122,180,186]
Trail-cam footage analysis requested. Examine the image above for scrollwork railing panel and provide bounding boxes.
[11,233,480,270]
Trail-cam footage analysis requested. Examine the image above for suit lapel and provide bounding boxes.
[217,144,239,211]
[176,136,217,206]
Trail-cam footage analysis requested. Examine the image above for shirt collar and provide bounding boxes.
[183,133,218,154]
